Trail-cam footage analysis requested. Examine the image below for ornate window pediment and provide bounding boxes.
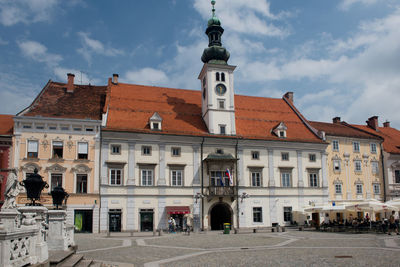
[391,161,400,169]
[272,122,287,138]
[353,155,361,161]
[332,155,341,161]
[71,164,91,174]
[354,177,364,185]
[333,177,343,184]
[21,163,41,172]
[45,163,67,173]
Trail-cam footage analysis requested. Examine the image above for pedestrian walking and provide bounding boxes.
[388,211,399,235]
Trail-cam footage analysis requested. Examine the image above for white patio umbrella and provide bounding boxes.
[385,198,400,207]
[321,205,347,212]
[346,199,399,212]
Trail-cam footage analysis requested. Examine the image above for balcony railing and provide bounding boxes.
[207,186,237,196]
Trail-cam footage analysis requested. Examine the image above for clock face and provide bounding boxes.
[215,83,226,96]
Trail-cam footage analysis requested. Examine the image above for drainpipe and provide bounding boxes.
[201,137,205,231]
[380,143,387,201]
[235,138,239,230]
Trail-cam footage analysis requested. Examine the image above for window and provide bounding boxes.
[253,207,262,223]
[27,140,38,158]
[396,170,400,183]
[283,207,292,222]
[218,100,225,109]
[219,125,226,135]
[78,142,88,159]
[216,148,224,154]
[51,173,62,191]
[76,174,87,193]
[61,125,69,131]
[52,141,63,158]
[279,131,285,137]
[110,168,122,185]
[142,146,151,155]
[281,152,289,161]
[23,124,32,129]
[332,140,339,151]
[335,184,342,194]
[36,125,45,130]
[355,160,362,172]
[210,171,229,186]
[221,72,225,82]
[371,162,379,174]
[141,169,153,186]
[216,72,220,81]
[111,144,121,155]
[251,172,261,187]
[353,141,360,152]
[356,184,363,194]
[49,125,57,130]
[73,127,82,131]
[373,184,380,194]
[281,172,291,187]
[153,123,159,130]
[333,160,341,172]
[171,170,183,186]
[309,173,318,187]
[172,147,181,156]
[370,143,377,153]
[309,154,316,162]
[85,127,94,132]
[251,151,259,160]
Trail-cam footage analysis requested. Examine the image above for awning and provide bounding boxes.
[166,206,190,214]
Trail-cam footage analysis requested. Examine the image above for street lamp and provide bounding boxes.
[20,168,48,206]
[50,186,69,209]
[239,192,249,203]
[194,192,204,203]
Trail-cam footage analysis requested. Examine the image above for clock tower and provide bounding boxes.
[198,0,236,135]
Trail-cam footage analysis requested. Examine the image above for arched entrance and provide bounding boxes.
[209,202,232,230]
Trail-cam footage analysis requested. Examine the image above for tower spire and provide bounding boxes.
[201,0,230,64]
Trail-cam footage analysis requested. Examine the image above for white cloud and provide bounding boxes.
[77,32,124,64]
[53,67,100,85]
[193,0,289,37]
[123,68,169,86]
[0,0,59,26]
[18,40,62,67]
[339,0,379,11]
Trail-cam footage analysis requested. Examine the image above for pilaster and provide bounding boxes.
[127,142,136,185]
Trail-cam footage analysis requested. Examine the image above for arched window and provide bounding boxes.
[221,73,225,82]
[216,72,220,81]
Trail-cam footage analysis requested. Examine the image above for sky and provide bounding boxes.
[0,0,400,128]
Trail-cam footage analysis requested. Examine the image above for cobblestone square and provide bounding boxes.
[75,230,400,267]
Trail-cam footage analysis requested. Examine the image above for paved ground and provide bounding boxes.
[75,230,400,267]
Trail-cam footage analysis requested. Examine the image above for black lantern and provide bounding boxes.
[20,168,48,206]
[51,186,69,209]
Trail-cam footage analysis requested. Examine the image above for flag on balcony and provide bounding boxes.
[226,169,233,186]
[219,171,225,186]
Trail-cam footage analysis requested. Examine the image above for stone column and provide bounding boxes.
[47,210,68,251]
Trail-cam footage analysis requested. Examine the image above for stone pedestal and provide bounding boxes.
[18,206,48,263]
[47,209,68,251]
[0,210,20,231]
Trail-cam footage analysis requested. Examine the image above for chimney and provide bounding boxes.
[66,73,75,93]
[366,116,379,130]
[112,73,119,84]
[332,117,341,123]
[284,92,294,102]
[383,121,390,128]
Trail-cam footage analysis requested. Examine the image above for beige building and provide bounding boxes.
[14,75,106,233]
[311,118,384,220]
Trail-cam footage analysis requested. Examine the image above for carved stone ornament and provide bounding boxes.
[354,177,364,185]
[45,163,67,173]
[2,170,22,210]
[333,177,343,184]
[41,139,48,151]
[67,136,73,151]
[71,164,91,174]
[20,163,41,173]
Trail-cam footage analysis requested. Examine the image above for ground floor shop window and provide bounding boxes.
[109,209,122,232]
[283,207,292,222]
[74,210,93,233]
[140,209,154,231]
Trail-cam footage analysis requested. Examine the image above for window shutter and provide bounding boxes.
[28,140,38,152]
[78,142,88,154]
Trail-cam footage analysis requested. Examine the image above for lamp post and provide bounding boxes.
[20,168,48,206]
[194,192,205,203]
[50,186,69,210]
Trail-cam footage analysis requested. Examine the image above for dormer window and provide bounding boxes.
[272,122,287,138]
[149,112,162,131]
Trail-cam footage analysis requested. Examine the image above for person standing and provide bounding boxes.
[388,211,399,235]
[171,217,176,233]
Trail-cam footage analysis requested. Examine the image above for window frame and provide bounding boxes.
[283,207,292,222]
[332,140,339,151]
[309,172,319,187]
[109,168,123,185]
[353,141,360,153]
[171,147,181,157]
[251,151,260,160]
[354,160,362,172]
[373,184,380,194]
[253,207,262,223]
[142,146,152,156]
[76,174,88,194]
[219,125,226,135]
[370,143,377,154]
[333,160,341,172]
[309,154,316,162]
[335,184,342,194]
[371,161,379,174]
[77,142,89,159]
[52,141,64,159]
[50,173,63,191]
[218,99,225,109]
[356,184,363,194]
[27,140,39,158]
[251,171,262,187]
[281,172,291,187]
[141,169,154,186]
[281,152,289,161]
[395,170,400,184]
[170,169,183,186]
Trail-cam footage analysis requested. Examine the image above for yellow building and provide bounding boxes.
[13,75,106,233]
[311,118,384,220]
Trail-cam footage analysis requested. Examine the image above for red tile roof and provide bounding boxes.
[352,124,400,154]
[0,114,13,135]
[21,81,107,120]
[310,121,382,140]
[104,83,323,143]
